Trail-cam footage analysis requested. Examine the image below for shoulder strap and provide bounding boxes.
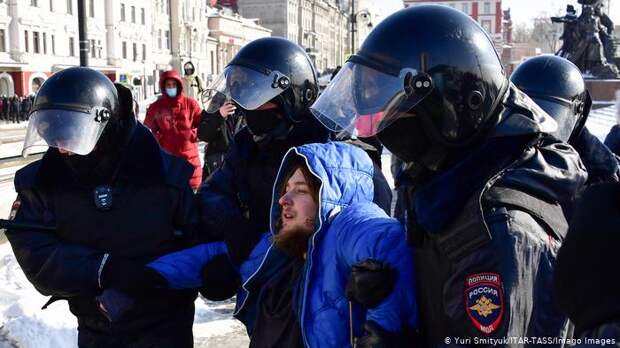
[483,185,568,241]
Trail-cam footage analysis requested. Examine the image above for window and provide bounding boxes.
[31,0,38,6]
[49,0,53,11]
[0,29,6,52]
[69,37,75,56]
[141,8,145,25]
[90,39,95,58]
[97,39,102,58]
[89,0,94,17]
[43,32,47,54]
[484,2,491,14]
[51,34,55,54]
[121,4,125,21]
[33,31,40,54]
[158,29,162,49]
[132,42,137,61]
[24,31,29,52]
[66,0,72,14]
[131,6,135,23]
[122,41,127,59]
[142,43,146,61]
[165,30,170,50]
[165,0,169,14]
[481,20,492,33]
[462,2,469,14]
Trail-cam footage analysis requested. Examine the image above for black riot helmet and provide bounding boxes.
[511,55,591,143]
[311,5,508,170]
[203,37,319,137]
[23,67,122,157]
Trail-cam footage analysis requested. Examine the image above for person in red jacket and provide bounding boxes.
[145,70,203,189]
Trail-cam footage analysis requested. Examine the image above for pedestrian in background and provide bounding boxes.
[9,95,20,123]
[145,70,203,190]
[197,99,244,181]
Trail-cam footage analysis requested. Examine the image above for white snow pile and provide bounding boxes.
[586,103,617,142]
[0,243,248,348]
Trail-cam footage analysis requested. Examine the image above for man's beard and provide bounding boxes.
[273,224,314,259]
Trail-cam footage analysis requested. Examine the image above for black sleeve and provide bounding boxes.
[197,143,263,263]
[5,189,104,297]
[197,110,225,143]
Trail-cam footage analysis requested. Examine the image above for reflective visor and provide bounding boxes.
[22,109,109,156]
[532,97,575,142]
[202,65,290,113]
[310,61,433,137]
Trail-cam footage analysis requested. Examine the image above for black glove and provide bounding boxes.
[223,219,263,266]
[346,259,397,308]
[96,288,134,323]
[356,321,403,348]
[199,254,241,301]
[100,256,167,292]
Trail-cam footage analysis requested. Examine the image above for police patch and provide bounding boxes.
[464,272,504,334]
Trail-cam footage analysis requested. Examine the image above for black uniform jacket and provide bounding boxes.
[6,124,200,334]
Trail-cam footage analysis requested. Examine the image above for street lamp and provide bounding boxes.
[350,5,372,54]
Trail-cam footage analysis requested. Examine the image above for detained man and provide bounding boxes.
[145,142,419,347]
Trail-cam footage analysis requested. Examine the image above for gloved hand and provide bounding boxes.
[100,255,167,292]
[200,254,241,301]
[355,321,403,348]
[345,259,397,308]
[96,288,134,323]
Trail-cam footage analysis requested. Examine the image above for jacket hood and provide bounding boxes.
[159,70,184,99]
[269,142,375,235]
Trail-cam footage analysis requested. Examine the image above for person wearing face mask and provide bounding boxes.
[5,67,202,347]
[144,70,203,190]
[195,37,393,301]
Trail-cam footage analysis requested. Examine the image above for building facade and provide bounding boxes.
[0,0,270,99]
[237,0,349,72]
[0,0,115,98]
[403,0,504,53]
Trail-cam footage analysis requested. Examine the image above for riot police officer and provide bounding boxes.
[312,5,588,345]
[6,67,199,347]
[511,54,619,186]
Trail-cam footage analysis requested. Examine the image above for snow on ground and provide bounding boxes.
[586,104,618,142]
[0,242,249,348]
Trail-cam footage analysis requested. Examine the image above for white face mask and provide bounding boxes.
[166,87,177,98]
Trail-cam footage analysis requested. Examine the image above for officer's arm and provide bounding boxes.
[197,110,225,143]
[197,146,263,261]
[5,190,104,297]
[340,219,417,334]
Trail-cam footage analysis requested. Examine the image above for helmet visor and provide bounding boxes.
[22,109,109,157]
[202,65,291,113]
[532,97,576,143]
[310,61,433,137]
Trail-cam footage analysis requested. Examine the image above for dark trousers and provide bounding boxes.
[77,308,194,348]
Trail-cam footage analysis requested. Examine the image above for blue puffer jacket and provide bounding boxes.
[148,142,418,347]
[235,142,417,347]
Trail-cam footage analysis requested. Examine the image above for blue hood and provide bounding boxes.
[269,142,375,235]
